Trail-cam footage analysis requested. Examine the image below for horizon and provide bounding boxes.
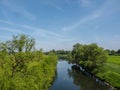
[0,0,120,51]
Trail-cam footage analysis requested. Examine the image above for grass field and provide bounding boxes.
[97,55,120,88]
[108,56,120,64]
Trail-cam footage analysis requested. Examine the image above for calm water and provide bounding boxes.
[49,60,112,90]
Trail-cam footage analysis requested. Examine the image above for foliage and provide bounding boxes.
[97,56,120,88]
[0,34,58,90]
[0,34,35,53]
[46,49,71,59]
[105,49,120,55]
[69,43,120,88]
[117,49,120,55]
[71,43,108,73]
[50,49,71,55]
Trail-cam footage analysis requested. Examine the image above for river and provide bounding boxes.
[49,60,113,90]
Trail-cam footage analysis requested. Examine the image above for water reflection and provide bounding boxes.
[49,60,111,90]
[68,66,110,90]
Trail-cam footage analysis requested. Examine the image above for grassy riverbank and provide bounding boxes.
[97,56,120,88]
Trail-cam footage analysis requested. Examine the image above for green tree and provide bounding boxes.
[105,49,110,55]
[117,49,120,55]
[71,43,108,73]
[0,34,58,90]
[110,50,116,55]
[0,34,35,53]
[0,42,8,52]
[12,34,35,52]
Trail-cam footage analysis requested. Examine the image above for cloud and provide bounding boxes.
[1,0,36,20]
[0,20,68,40]
[94,35,120,50]
[62,12,101,31]
[62,0,120,31]
[0,27,24,33]
[0,19,22,26]
[0,7,10,21]
[0,19,76,50]
[20,25,64,39]
[79,0,91,7]
[65,0,91,8]
[54,5,64,12]
[0,35,12,41]
[45,1,64,12]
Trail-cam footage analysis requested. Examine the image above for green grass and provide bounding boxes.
[97,55,120,88]
[107,56,120,64]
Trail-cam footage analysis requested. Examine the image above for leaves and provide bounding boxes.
[71,43,108,72]
[0,34,57,90]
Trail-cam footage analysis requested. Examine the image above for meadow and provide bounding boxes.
[97,55,120,88]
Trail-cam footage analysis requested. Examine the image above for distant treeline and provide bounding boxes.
[45,48,120,57]
[45,49,71,55]
[105,49,120,55]
[45,49,71,59]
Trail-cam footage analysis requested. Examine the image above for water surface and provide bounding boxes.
[49,60,111,90]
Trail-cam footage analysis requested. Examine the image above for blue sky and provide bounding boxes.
[0,0,120,51]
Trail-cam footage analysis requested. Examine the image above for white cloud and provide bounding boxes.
[0,20,71,41]
[0,19,76,50]
[65,0,91,7]
[79,0,91,7]
[54,5,64,12]
[46,1,64,12]
[62,0,120,31]
[62,12,101,31]
[0,35,12,41]
[97,36,120,50]
[20,25,64,39]
[0,7,10,21]
[0,27,24,33]
[1,0,36,20]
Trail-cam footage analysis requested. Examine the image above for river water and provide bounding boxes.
[49,60,112,90]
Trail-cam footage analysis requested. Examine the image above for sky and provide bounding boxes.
[0,0,120,51]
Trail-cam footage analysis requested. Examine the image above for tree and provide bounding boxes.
[110,50,116,55]
[105,49,111,55]
[13,34,35,52]
[25,37,35,52]
[72,43,84,64]
[117,49,120,55]
[71,43,108,73]
[0,34,58,90]
[0,42,8,52]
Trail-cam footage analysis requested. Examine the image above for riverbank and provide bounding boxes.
[97,56,120,89]
[64,55,120,89]
[74,55,120,89]
[55,53,120,89]
[74,65,116,90]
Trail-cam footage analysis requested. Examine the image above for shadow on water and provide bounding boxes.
[68,65,112,90]
[49,60,112,90]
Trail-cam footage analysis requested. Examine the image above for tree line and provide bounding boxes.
[45,49,71,59]
[105,49,120,55]
[0,34,57,90]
